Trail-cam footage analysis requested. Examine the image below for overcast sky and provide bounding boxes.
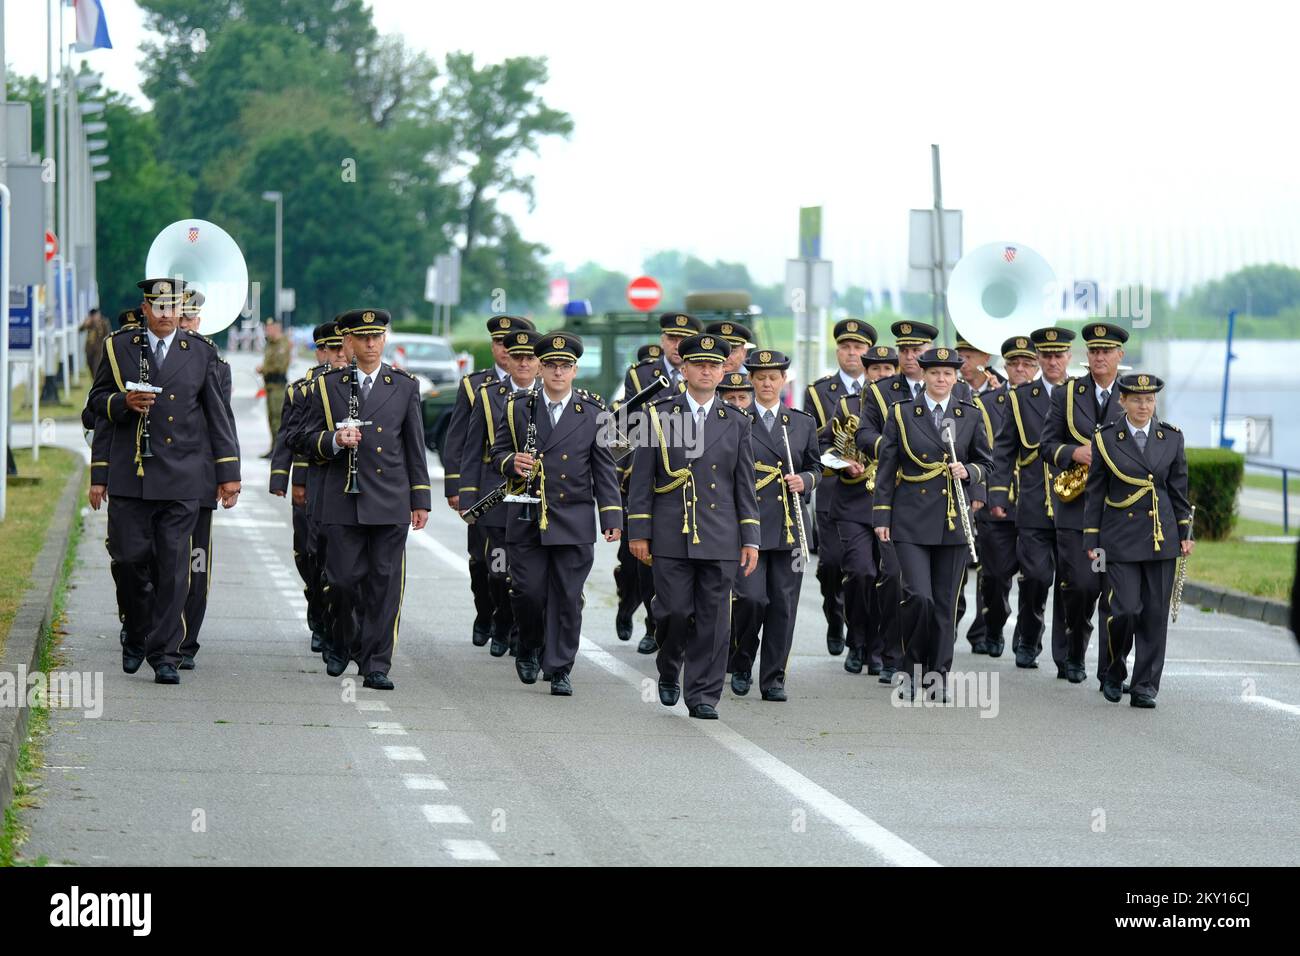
[7,0,1299,295]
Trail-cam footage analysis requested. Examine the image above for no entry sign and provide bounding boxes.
[626,275,662,312]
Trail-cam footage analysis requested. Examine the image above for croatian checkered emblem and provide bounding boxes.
[1003,246,1016,263]
[188,227,200,243]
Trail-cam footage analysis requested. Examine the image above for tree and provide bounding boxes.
[1180,264,1300,317]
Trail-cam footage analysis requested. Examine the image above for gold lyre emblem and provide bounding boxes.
[759,351,772,364]
[1093,325,1106,337]
[552,336,566,349]
[900,323,912,335]
[363,311,376,322]
[1138,374,1150,387]
[937,348,950,360]
[721,323,733,335]
[516,332,529,344]
[1016,338,1028,349]
[700,337,715,350]
[729,374,742,385]
[675,315,688,327]
[876,346,887,356]
[499,317,510,329]
[1045,329,1058,341]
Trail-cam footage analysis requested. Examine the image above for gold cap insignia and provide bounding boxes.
[516,332,529,344]
[1138,374,1150,386]
[729,374,742,385]
[1094,325,1106,337]
[675,315,688,327]
[876,346,888,356]
[649,345,661,356]
[721,323,733,335]
[847,321,859,332]
[1016,338,1028,349]
[1045,329,1058,341]
[499,317,510,329]
[159,281,172,293]
[363,311,376,322]
[759,351,772,363]
[700,337,715,350]
[900,323,912,335]
[937,348,950,360]
[552,336,566,349]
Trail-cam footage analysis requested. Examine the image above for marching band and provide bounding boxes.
[81,265,1196,714]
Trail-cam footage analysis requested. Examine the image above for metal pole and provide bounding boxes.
[61,4,77,387]
[931,144,949,344]
[1,183,12,520]
[1218,309,1235,449]
[274,195,283,324]
[43,0,56,410]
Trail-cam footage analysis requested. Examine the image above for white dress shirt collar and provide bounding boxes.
[838,369,865,393]
[544,391,572,417]
[147,328,177,354]
[686,392,714,419]
[1126,418,1149,439]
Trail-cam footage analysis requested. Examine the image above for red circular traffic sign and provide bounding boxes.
[45,231,59,261]
[626,275,662,312]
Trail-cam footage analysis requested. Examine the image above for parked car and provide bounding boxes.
[383,333,459,386]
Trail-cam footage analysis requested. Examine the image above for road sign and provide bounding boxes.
[45,231,58,261]
[8,287,34,351]
[424,265,438,303]
[626,275,662,312]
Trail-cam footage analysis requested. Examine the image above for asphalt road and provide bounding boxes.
[17,354,1300,866]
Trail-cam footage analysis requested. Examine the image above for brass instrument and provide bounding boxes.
[780,423,810,566]
[827,413,877,491]
[339,357,373,495]
[941,422,979,564]
[608,373,670,462]
[1171,504,1196,622]
[1052,461,1089,503]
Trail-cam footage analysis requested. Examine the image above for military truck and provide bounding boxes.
[422,290,767,461]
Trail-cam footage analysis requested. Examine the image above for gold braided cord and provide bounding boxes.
[1064,382,1092,446]
[893,404,956,530]
[649,405,699,543]
[1095,431,1164,546]
[754,461,795,545]
[1041,460,1055,518]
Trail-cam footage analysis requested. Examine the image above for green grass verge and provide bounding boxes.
[1241,472,1300,496]
[9,368,92,423]
[1187,517,1295,602]
[0,498,81,867]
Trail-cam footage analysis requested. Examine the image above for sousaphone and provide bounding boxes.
[145,219,249,336]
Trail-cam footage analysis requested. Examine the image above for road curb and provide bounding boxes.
[1184,580,1290,630]
[0,456,86,822]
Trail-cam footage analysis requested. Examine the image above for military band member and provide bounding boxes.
[805,318,878,657]
[716,371,754,410]
[989,327,1074,671]
[460,322,539,657]
[614,343,670,646]
[444,315,535,647]
[728,350,819,701]
[298,308,431,689]
[175,290,234,668]
[258,318,293,456]
[706,320,752,375]
[1083,374,1193,708]
[628,332,761,719]
[488,333,623,696]
[1042,321,1129,685]
[622,312,700,399]
[87,278,242,684]
[872,347,993,699]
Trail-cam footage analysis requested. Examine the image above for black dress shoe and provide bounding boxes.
[986,639,1005,658]
[363,671,395,690]
[1130,692,1156,709]
[179,655,196,671]
[471,621,491,647]
[122,650,145,674]
[878,666,896,685]
[687,703,719,719]
[1066,664,1087,684]
[730,671,752,696]
[489,635,510,657]
[761,686,788,702]
[1015,649,1039,668]
[970,640,990,655]
[843,648,864,674]
[550,672,573,696]
[119,627,128,647]
[325,655,348,677]
[866,662,882,676]
[1123,683,1131,695]
[1056,663,1068,679]
[637,634,659,655]
[310,631,325,653]
[826,627,845,656]
[515,651,540,685]
[615,613,633,642]
[1101,680,1123,702]
[154,664,180,685]
[657,680,680,707]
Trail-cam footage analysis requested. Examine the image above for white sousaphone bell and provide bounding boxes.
[945,241,1057,355]
[145,219,249,337]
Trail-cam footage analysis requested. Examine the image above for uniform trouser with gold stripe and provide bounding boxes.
[814,505,845,640]
[729,550,804,692]
[179,506,215,659]
[510,539,595,676]
[975,517,1017,641]
[466,524,494,631]
[837,519,887,665]
[1102,559,1175,697]
[894,541,968,685]
[1055,529,1106,669]
[107,496,200,670]
[654,556,739,709]
[1012,527,1061,662]
[324,524,408,675]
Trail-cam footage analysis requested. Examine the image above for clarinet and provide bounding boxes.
[139,347,154,460]
[517,385,541,523]
[1171,504,1196,622]
[942,423,979,564]
[780,423,810,566]
[339,357,373,495]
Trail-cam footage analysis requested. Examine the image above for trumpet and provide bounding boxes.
[1052,461,1088,502]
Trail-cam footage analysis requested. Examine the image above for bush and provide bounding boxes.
[1185,447,1244,541]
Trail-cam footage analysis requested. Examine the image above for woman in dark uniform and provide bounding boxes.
[1083,373,1194,709]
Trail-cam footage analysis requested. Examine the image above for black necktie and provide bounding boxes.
[154,339,167,372]
[360,375,372,405]
[1098,388,1110,415]
[851,381,862,396]
[763,408,776,432]
[932,403,944,432]
[1133,428,1147,453]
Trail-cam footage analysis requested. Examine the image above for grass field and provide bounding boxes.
[1187,517,1295,601]
[1242,471,1300,496]
[9,368,92,423]
[0,448,82,657]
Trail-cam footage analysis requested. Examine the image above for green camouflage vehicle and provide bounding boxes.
[422,291,767,461]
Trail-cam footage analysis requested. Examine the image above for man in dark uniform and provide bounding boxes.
[706,320,752,375]
[271,321,345,653]
[989,327,1074,671]
[489,333,623,695]
[963,335,1036,658]
[614,343,668,645]
[87,278,242,684]
[872,346,992,700]
[1042,321,1129,685]
[804,319,877,656]
[443,315,535,647]
[728,350,819,701]
[460,321,539,657]
[1084,374,1193,708]
[175,290,235,669]
[628,332,761,719]
[298,308,431,689]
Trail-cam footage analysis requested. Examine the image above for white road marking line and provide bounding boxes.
[356,701,391,712]
[369,722,407,735]
[409,530,471,575]
[383,746,425,761]
[576,636,941,867]
[421,804,472,825]
[403,774,448,791]
[1170,658,1300,667]
[1243,695,1300,717]
[442,839,499,862]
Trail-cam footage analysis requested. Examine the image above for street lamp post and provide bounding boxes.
[262,191,283,325]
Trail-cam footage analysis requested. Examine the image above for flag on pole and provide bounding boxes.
[73,0,113,52]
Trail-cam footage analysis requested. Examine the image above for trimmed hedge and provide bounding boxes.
[1186,447,1244,541]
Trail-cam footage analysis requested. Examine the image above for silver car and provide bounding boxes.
[383,333,459,387]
